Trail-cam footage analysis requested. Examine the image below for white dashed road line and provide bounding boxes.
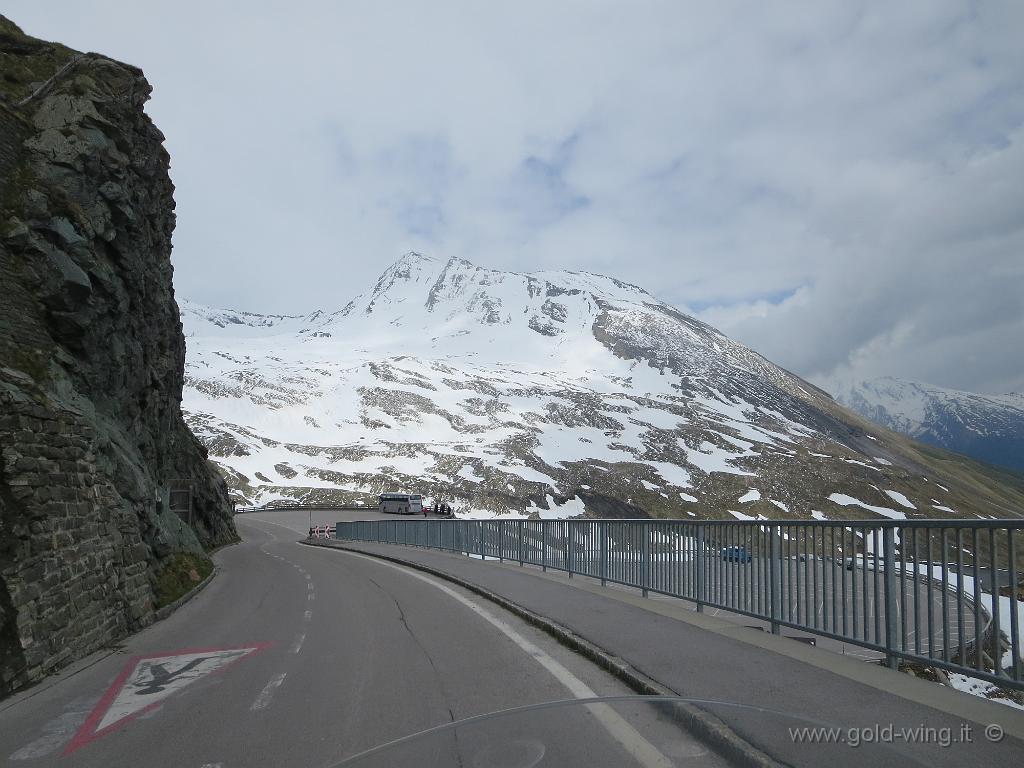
[290,634,306,655]
[251,674,287,712]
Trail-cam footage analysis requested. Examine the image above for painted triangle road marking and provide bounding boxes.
[64,643,269,755]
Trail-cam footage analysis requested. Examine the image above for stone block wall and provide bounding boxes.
[0,378,151,691]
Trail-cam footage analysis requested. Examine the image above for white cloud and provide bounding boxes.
[6,0,1023,394]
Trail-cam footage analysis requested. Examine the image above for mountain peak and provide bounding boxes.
[396,250,440,265]
[838,376,1024,473]
[179,253,1023,522]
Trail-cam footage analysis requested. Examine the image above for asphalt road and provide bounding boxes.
[0,517,723,768]
[323,539,1024,768]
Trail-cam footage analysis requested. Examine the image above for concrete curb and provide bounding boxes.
[154,565,218,622]
[303,538,781,768]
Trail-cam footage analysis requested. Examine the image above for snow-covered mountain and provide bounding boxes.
[180,253,1023,521]
[836,378,1024,474]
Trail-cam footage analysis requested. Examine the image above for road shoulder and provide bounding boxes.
[303,538,1024,749]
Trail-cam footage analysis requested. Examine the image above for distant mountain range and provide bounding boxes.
[835,378,1024,474]
[180,253,1024,521]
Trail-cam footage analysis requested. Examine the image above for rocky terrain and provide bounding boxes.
[836,377,1024,474]
[0,17,235,696]
[182,253,1024,523]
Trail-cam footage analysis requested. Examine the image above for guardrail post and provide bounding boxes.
[883,527,898,669]
[518,520,525,566]
[542,521,548,572]
[497,522,504,563]
[770,528,781,634]
[641,523,650,598]
[696,525,705,613]
[600,521,608,587]
[566,523,573,578]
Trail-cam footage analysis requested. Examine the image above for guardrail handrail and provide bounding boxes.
[235,502,375,513]
[332,517,1023,692]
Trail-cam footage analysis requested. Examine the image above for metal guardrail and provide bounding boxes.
[334,518,1024,691]
[235,501,372,514]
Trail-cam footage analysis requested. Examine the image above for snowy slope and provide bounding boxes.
[181,254,1015,520]
[837,378,1024,473]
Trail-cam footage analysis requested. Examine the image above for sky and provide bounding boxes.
[7,1,1024,396]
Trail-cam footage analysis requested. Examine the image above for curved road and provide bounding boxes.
[0,518,720,767]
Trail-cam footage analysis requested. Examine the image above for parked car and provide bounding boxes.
[846,556,885,571]
[721,546,752,563]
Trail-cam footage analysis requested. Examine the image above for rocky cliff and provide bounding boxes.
[0,17,236,696]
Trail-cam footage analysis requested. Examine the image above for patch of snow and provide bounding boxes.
[947,675,1024,710]
[679,492,698,503]
[844,458,883,472]
[810,510,827,521]
[738,489,761,504]
[640,480,660,491]
[769,500,789,513]
[873,456,892,465]
[828,493,906,520]
[683,441,756,477]
[528,494,586,520]
[497,462,559,487]
[647,461,694,488]
[457,464,484,483]
[931,503,957,514]
[883,490,916,509]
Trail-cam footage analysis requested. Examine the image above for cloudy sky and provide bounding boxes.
[8,1,1024,395]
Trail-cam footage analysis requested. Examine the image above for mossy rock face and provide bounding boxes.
[152,552,213,609]
[0,13,236,697]
[0,18,75,104]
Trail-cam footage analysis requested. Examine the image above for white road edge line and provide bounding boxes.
[251,673,287,711]
[340,550,673,768]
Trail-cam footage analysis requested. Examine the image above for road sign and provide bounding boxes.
[64,644,268,755]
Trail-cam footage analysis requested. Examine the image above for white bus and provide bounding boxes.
[379,493,423,515]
